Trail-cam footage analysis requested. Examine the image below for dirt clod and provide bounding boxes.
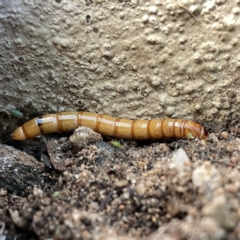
[1,134,240,240]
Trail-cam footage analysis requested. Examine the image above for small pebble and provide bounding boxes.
[230,156,238,164]
[0,189,7,197]
[225,184,237,194]
[114,180,128,188]
[202,195,236,230]
[119,204,125,210]
[192,162,221,190]
[171,148,191,177]
[70,126,102,151]
[220,131,229,139]
[136,182,146,195]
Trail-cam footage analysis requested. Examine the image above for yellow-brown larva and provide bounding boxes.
[11,111,208,141]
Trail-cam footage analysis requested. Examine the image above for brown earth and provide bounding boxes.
[0,126,240,240]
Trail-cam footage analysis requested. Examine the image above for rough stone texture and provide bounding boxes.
[0,144,45,195]
[1,0,240,137]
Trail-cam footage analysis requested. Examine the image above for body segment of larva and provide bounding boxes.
[11,111,208,141]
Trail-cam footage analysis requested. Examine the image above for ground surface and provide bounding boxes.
[1,1,240,239]
[0,127,240,240]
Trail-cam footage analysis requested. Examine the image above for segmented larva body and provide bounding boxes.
[12,111,208,141]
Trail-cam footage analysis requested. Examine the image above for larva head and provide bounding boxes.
[187,124,208,140]
[200,126,209,139]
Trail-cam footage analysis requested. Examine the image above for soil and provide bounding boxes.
[0,127,240,240]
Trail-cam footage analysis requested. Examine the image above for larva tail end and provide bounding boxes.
[11,127,26,141]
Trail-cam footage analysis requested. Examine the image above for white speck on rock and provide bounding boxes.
[171,148,191,177]
[192,162,221,190]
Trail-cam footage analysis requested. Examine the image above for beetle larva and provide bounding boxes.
[11,111,208,141]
